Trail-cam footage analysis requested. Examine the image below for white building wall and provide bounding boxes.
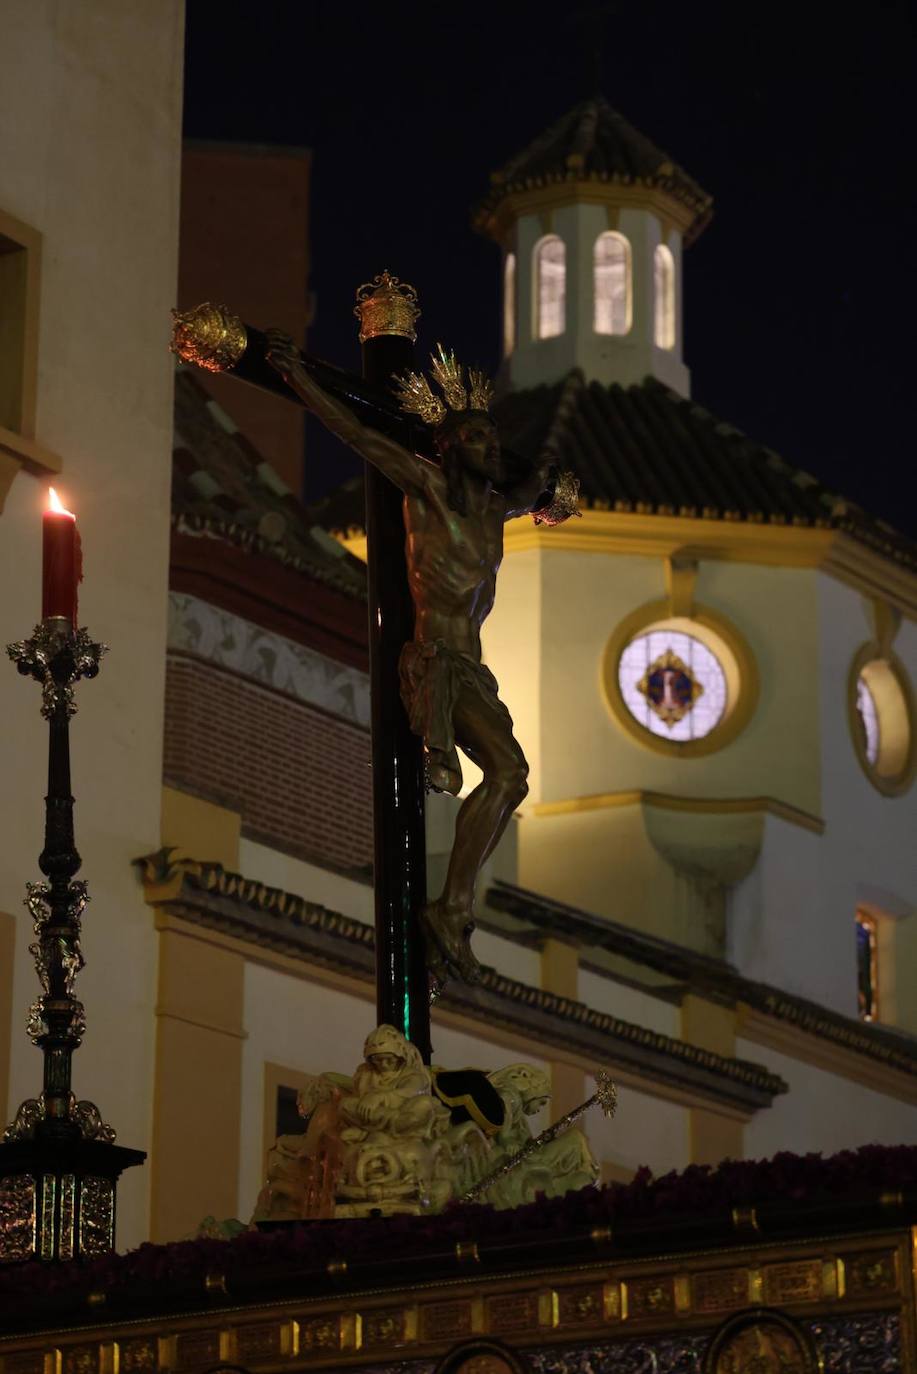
[589,1076,690,1180]
[728,818,840,1005]
[579,970,680,1038]
[812,576,917,1021]
[0,5,183,1249]
[239,837,374,925]
[738,1039,917,1158]
[731,581,915,1020]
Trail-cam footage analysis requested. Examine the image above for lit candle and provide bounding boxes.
[42,488,81,624]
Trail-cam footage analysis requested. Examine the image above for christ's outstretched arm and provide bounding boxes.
[265,329,428,496]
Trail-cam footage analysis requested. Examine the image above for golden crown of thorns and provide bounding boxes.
[394,344,495,428]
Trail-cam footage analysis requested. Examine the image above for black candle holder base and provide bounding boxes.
[0,1137,145,1263]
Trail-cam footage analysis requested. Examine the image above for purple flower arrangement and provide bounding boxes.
[1,1143,915,1313]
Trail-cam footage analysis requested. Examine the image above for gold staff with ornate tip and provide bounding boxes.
[459,1071,618,1205]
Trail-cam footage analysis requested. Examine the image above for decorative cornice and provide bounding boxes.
[474,180,705,246]
[332,512,917,619]
[167,592,370,729]
[170,530,369,673]
[459,967,785,1110]
[137,858,917,1096]
[134,851,786,1114]
[499,514,917,620]
[744,991,917,1080]
[472,98,712,245]
[172,511,367,602]
[533,790,825,836]
[486,883,917,1088]
[503,506,837,557]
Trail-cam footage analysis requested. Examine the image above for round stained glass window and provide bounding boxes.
[849,652,915,795]
[618,629,728,742]
[855,674,880,767]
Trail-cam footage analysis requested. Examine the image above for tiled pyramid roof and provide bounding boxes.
[493,372,916,570]
[172,367,366,600]
[311,371,916,576]
[474,96,712,243]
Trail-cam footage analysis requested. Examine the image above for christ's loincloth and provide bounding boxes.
[399,639,513,796]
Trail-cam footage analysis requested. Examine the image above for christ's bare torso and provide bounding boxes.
[404,470,505,660]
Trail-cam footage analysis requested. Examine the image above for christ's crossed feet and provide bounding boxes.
[422,899,482,1000]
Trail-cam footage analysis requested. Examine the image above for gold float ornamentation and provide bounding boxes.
[0,1173,37,1262]
[170,302,248,373]
[731,1205,760,1233]
[704,1308,820,1373]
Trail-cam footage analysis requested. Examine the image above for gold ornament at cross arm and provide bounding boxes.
[170,302,248,373]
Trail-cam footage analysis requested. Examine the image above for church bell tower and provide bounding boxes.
[473,98,712,398]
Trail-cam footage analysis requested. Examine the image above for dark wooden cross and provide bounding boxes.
[172,283,434,1061]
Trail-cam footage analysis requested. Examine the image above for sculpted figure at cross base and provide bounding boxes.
[252,1025,454,1220]
[485,1065,598,1207]
[251,1026,597,1221]
[265,330,578,991]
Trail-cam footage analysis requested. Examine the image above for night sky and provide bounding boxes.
[183,2,916,536]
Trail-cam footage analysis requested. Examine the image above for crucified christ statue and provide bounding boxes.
[265,331,577,993]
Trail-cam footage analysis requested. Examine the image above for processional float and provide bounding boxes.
[172,276,612,1221]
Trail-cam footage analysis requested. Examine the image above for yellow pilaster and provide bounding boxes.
[540,938,585,1122]
[160,785,241,870]
[150,787,246,1241]
[680,993,744,1164]
[150,925,246,1241]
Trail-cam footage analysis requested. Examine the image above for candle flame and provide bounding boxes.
[48,487,75,519]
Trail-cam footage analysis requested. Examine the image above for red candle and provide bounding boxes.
[42,488,81,624]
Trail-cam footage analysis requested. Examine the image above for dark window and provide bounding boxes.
[856,911,878,1021]
[275,1084,308,1138]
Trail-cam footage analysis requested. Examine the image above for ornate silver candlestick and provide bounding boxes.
[0,618,144,1263]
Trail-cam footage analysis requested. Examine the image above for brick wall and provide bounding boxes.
[164,654,372,877]
[178,143,311,495]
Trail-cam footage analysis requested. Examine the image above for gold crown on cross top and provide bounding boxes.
[394,345,495,428]
[353,270,420,343]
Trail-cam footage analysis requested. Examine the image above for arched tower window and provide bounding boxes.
[534,234,565,340]
[593,232,631,335]
[503,251,516,356]
[654,243,676,350]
